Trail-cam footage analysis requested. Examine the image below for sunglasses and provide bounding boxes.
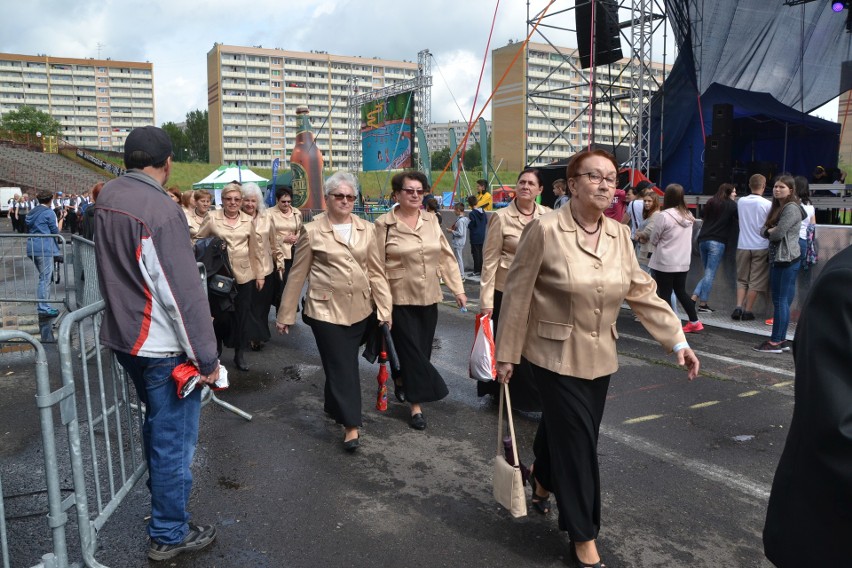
[401,188,425,196]
[329,193,356,202]
[223,196,242,202]
[279,200,292,205]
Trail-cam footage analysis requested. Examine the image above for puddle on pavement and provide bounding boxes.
[280,365,303,382]
[218,476,241,490]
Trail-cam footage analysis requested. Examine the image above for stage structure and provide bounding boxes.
[347,49,432,173]
[524,0,669,176]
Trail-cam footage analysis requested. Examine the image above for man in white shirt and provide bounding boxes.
[732,174,771,321]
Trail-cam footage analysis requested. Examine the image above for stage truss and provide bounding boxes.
[525,0,669,176]
[347,49,433,173]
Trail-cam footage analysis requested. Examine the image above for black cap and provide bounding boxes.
[124,126,173,168]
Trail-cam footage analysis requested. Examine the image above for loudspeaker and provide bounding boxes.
[705,134,732,170]
[712,103,734,136]
[576,0,623,69]
[703,168,731,195]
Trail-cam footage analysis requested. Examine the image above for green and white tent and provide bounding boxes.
[192,163,269,190]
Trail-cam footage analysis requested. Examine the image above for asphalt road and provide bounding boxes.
[2,286,796,567]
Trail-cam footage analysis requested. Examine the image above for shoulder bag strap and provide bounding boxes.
[496,382,521,465]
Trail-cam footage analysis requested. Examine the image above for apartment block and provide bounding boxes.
[0,52,155,151]
[492,41,668,171]
[207,44,419,169]
[426,120,492,153]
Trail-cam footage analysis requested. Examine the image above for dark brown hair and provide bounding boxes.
[764,174,800,229]
[566,149,618,180]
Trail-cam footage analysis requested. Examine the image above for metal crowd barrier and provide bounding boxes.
[70,237,98,310]
[0,234,71,312]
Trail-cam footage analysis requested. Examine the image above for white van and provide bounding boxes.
[0,187,22,217]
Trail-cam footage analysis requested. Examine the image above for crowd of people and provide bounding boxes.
[31,124,828,566]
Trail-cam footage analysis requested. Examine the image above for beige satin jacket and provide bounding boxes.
[186,209,206,243]
[495,207,686,380]
[276,214,392,326]
[374,208,465,306]
[480,200,551,309]
[197,210,259,284]
[251,210,275,277]
[268,207,302,267]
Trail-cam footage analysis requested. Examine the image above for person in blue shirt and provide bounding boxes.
[26,189,64,316]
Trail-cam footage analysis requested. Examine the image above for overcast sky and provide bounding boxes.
[1,0,837,124]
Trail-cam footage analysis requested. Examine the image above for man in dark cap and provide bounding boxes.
[94,126,220,561]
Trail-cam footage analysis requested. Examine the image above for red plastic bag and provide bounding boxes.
[469,313,497,382]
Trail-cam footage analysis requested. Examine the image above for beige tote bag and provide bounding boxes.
[493,382,527,517]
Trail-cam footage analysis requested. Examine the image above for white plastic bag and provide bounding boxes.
[469,313,497,382]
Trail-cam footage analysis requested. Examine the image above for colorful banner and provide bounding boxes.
[360,92,414,171]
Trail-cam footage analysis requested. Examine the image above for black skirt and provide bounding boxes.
[211,280,253,349]
[390,304,448,404]
[476,290,542,412]
[304,313,370,427]
[271,258,293,314]
[246,270,273,343]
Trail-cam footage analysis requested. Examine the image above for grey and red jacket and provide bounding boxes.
[94,171,218,375]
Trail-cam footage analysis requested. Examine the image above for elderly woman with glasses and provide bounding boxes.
[268,185,302,314]
[197,182,260,371]
[276,172,391,452]
[374,171,466,431]
[495,149,700,568]
[479,168,551,412]
[241,182,275,351]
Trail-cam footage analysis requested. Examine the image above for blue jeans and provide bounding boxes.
[31,255,53,313]
[769,260,800,343]
[114,352,201,545]
[692,240,726,302]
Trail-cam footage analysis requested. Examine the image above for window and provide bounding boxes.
[98,87,107,93]
[272,70,280,76]
[99,117,108,122]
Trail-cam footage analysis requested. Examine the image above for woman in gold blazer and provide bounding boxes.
[478,168,551,410]
[495,150,700,568]
[241,182,275,351]
[276,172,391,452]
[374,171,466,431]
[268,185,302,315]
[187,189,211,243]
[197,183,260,371]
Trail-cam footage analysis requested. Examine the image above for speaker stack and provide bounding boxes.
[703,104,734,195]
[576,0,623,69]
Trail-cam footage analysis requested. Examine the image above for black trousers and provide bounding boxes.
[247,271,273,343]
[652,269,698,322]
[304,313,370,428]
[271,258,293,314]
[531,362,610,540]
[470,243,483,274]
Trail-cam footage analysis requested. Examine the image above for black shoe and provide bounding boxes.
[148,523,216,561]
[393,379,406,403]
[410,412,426,430]
[731,307,743,320]
[233,349,249,371]
[697,304,714,313]
[343,437,360,452]
[570,543,605,568]
[741,311,756,321]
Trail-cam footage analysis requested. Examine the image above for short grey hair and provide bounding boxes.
[324,171,359,198]
[241,182,266,212]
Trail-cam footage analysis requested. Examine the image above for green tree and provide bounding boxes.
[161,121,190,162]
[462,140,481,171]
[431,146,451,171]
[184,110,209,163]
[0,105,62,136]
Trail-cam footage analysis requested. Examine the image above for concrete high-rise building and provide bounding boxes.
[0,52,155,151]
[491,41,668,171]
[207,44,419,169]
[426,120,492,153]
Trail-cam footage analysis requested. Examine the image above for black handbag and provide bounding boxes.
[208,274,235,296]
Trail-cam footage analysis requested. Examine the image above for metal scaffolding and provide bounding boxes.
[346,49,432,173]
[525,0,668,175]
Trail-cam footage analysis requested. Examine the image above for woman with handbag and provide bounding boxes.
[268,185,302,315]
[374,171,466,431]
[197,183,260,371]
[276,172,392,451]
[495,149,699,568]
[479,168,550,411]
[753,175,805,353]
[241,182,274,352]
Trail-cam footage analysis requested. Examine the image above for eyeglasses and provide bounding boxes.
[223,196,242,202]
[576,172,618,187]
[401,188,425,196]
[329,193,356,202]
[279,200,292,205]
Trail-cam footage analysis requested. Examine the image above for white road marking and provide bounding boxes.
[618,332,795,378]
[601,425,771,501]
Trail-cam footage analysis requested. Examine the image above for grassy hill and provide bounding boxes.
[57,150,519,200]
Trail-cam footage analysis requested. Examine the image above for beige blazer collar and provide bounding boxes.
[387,207,428,232]
[557,205,618,258]
[318,213,364,247]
